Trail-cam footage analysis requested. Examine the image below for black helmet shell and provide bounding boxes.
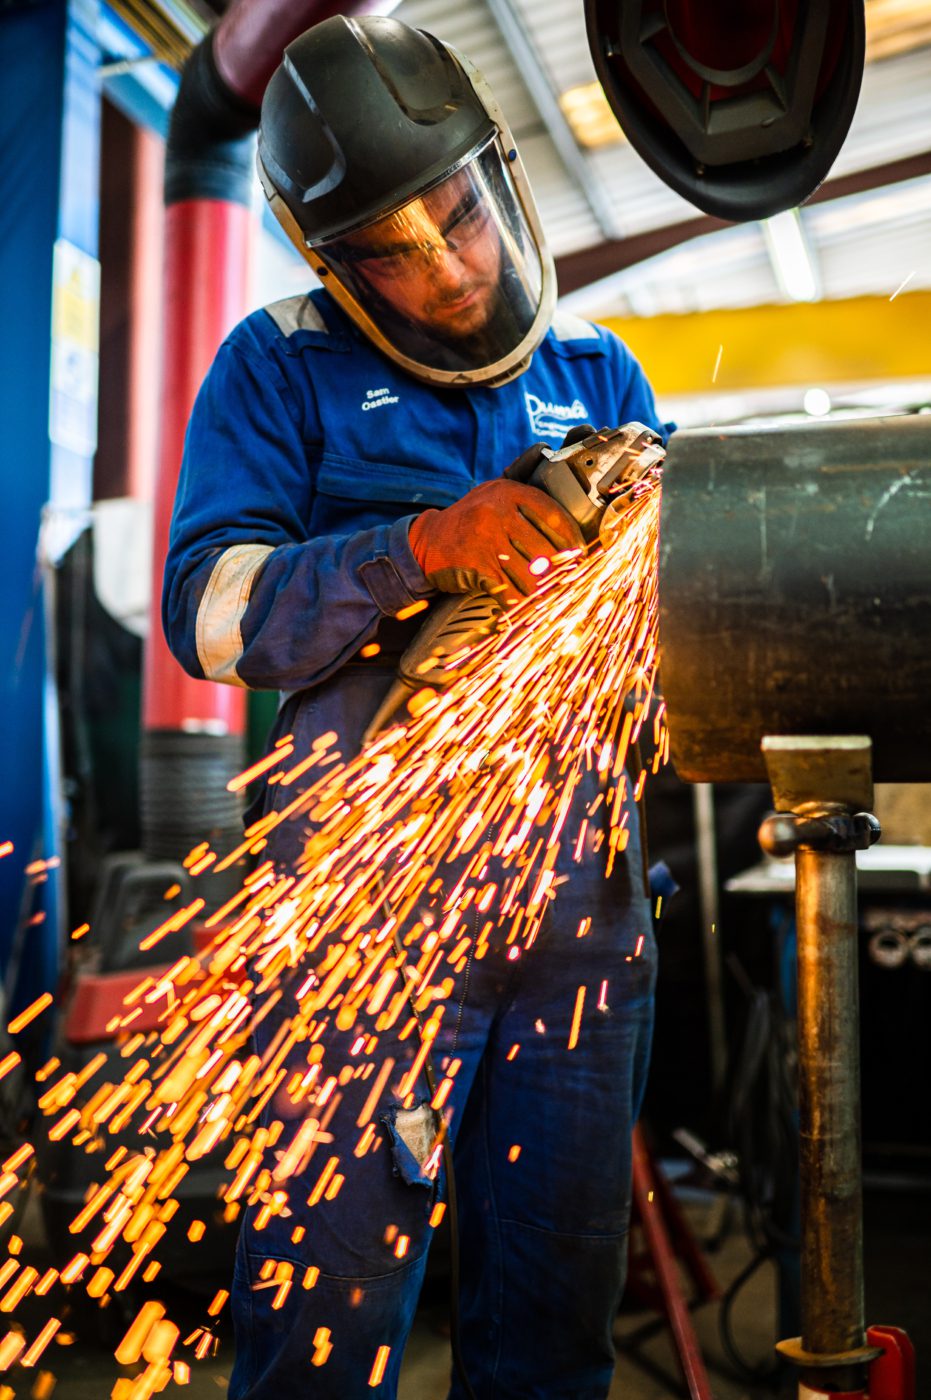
[258,15,496,245]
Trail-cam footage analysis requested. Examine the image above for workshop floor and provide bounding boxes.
[13,1181,930,1398]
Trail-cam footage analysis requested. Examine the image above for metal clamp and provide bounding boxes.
[758,809,881,858]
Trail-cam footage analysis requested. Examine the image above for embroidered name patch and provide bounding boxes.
[362,387,399,411]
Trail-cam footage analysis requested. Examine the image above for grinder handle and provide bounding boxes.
[396,591,504,689]
[363,591,505,741]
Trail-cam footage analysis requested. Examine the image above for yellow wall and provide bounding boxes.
[600,291,931,396]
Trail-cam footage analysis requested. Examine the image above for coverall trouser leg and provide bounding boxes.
[228,903,654,1400]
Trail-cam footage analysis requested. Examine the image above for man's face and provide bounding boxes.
[341,170,503,339]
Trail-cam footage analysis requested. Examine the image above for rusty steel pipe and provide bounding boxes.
[795,843,865,1360]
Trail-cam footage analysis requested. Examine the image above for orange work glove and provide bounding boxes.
[407,478,584,602]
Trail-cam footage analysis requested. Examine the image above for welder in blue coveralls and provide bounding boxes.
[163,15,673,1400]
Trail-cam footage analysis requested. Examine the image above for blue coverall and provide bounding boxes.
[164,288,672,1399]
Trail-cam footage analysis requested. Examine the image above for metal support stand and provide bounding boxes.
[625,1125,719,1400]
[758,736,915,1400]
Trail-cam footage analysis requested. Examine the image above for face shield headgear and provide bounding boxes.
[257,16,555,388]
[314,138,545,383]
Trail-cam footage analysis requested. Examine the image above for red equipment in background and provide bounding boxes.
[626,1125,719,1400]
[141,0,381,872]
[142,198,249,739]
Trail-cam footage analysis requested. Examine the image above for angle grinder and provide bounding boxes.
[365,422,665,739]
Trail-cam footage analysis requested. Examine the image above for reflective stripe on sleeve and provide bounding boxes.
[194,544,274,685]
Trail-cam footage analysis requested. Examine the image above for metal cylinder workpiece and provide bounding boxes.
[657,415,931,783]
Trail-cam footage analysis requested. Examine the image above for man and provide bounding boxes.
[163,15,672,1398]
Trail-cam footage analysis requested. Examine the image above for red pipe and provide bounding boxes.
[143,197,252,734]
[144,1,379,740]
[213,0,385,109]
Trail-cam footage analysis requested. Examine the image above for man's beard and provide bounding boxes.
[422,279,496,338]
[429,267,537,369]
[361,251,538,375]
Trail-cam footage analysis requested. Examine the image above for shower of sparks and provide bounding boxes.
[0,475,667,1396]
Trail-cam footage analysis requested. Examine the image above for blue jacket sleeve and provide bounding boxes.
[162,338,433,692]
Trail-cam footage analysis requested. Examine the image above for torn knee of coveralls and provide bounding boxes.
[381,1101,442,1187]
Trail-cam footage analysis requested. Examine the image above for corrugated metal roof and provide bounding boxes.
[832,46,931,175]
[116,0,931,309]
[516,133,602,255]
[396,0,539,135]
[811,177,931,301]
[562,174,931,319]
[509,0,598,93]
[395,0,931,311]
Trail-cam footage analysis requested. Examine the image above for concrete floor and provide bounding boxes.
[8,1181,929,1398]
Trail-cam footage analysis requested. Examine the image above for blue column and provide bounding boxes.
[0,0,101,1013]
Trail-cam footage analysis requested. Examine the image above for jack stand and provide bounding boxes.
[759,737,915,1400]
[625,1123,719,1400]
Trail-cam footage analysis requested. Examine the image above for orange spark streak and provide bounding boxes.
[307,1156,340,1208]
[115,1302,165,1365]
[356,1057,396,1128]
[0,1332,24,1368]
[312,1336,332,1367]
[394,600,429,621]
[227,744,295,793]
[568,986,586,1050]
[59,1256,89,1285]
[137,898,206,953]
[7,994,53,1035]
[20,1318,61,1367]
[369,1344,391,1387]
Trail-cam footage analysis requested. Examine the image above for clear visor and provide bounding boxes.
[316,142,544,379]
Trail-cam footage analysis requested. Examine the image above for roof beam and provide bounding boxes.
[555,149,931,295]
[482,0,623,241]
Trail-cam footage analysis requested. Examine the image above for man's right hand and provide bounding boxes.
[408,478,584,602]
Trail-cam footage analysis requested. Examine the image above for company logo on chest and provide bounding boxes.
[524,391,589,439]
[362,387,399,411]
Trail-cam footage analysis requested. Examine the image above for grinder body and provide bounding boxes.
[365,423,664,738]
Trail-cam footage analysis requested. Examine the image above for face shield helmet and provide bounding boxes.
[257,16,556,388]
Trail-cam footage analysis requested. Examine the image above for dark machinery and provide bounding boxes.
[585,0,865,221]
[658,415,926,1400]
